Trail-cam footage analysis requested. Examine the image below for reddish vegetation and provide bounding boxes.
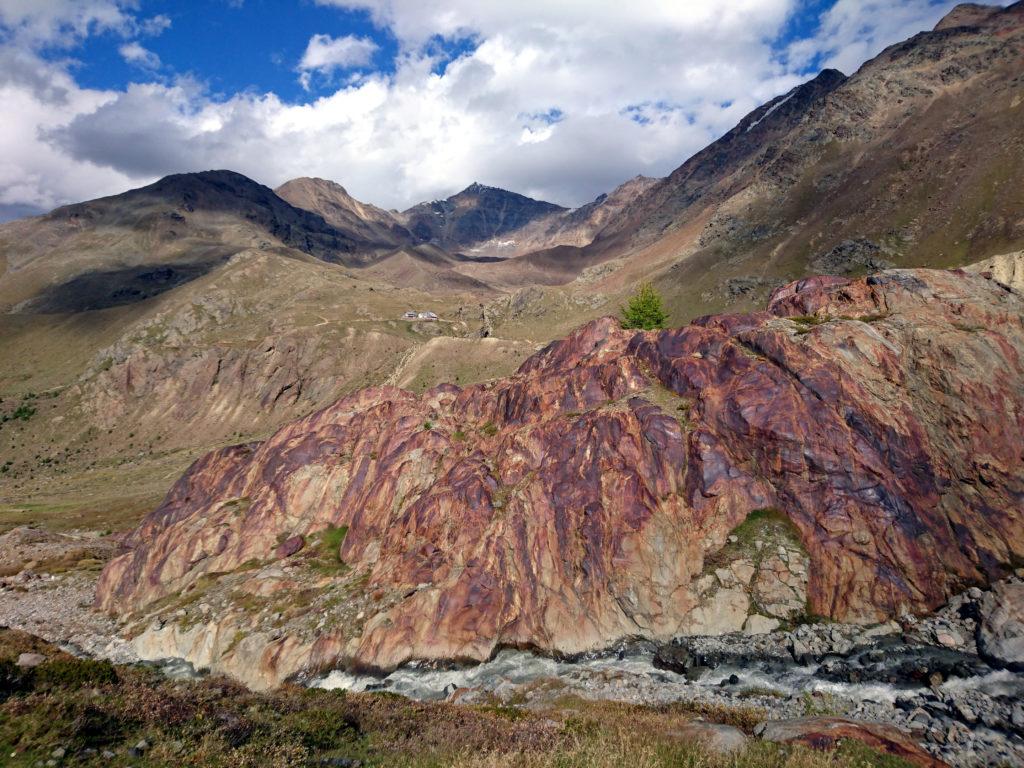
[97,269,1024,671]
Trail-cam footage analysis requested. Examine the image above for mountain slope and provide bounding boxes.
[275,177,412,247]
[0,170,378,313]
[602,68,849,247]
[0,173,535,534]
[462,1,1024,339]
[582,2,1024,316]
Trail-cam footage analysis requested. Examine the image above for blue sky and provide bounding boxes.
[59,0,836,104]
[0,0,980,219]
[69,1,399,101]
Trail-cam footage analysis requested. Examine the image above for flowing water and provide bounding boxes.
[310,646,1024,705]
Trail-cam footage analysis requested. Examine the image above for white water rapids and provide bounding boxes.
[309,647,1024,704]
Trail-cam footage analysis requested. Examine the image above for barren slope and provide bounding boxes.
[474,3,1024,331]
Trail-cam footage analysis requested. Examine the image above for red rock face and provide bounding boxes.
[97,269,1024,672]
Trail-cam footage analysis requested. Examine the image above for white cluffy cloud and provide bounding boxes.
[119,41,160,69]
[298,33,378,90]
[0,0,979,220]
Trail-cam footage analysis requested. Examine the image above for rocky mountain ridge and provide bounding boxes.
[525,1,1024,323]
[464,175,662,258]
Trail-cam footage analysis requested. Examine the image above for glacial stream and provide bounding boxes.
[309,646,1024,705]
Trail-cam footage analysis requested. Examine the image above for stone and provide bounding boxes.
[714,567,738,588]
[684,588,750,634]
[952,700,977,724]
[743,614,780,635]
[934,629,963,649]
[274,535,305,559]
[790,637,813,662]
[753,558,807,619]
[730,560,756,586]
[977,582,1024,669]
[909,708,931,725]
[671,722,748,753]
[1011,702,1024,728]
[759,717,949,767]
[862,621,900,639]
[16,652,46,668]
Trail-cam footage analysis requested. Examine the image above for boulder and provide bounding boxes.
[757,717,950,767]
[97,270,1024,679]
[977,581,1024,669]
[670,722,748,753]
[743,615,780,635]
[16,652,46,668]
[274,535,305,559]
[684,589,750,635]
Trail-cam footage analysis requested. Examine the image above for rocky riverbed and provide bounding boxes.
[0,527,137,664]
[3,524,1024,767]
[312,576,1024,768]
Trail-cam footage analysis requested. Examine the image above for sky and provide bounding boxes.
[0,0,983,220]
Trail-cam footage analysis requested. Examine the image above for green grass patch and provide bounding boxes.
[727,508,801,552]
[856,313,889,323]
[305,524,350,576]
[320,524,349,554]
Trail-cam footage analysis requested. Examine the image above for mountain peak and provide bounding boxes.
[400,182,565,248]
[814,67,847,85]
[275,176,410,248]
[934,3,1002,30]
[281,176,349,193]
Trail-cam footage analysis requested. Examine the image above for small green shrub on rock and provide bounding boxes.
[621,282,669,330]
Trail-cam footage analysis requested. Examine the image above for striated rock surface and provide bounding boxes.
[97,268,1024,683]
